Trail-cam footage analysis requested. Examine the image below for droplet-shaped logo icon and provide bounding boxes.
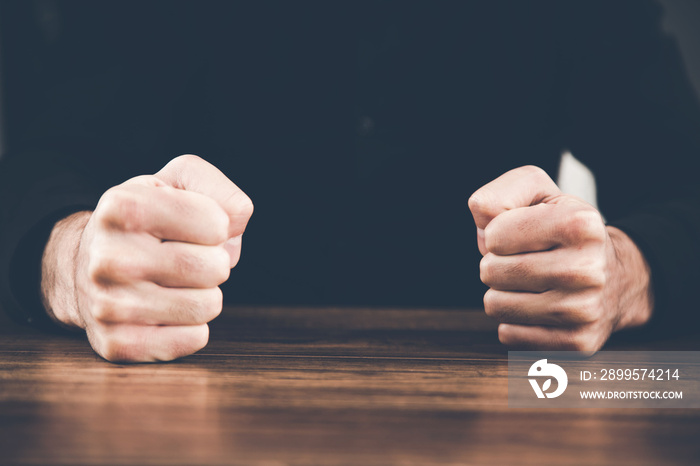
[528,359,568,398]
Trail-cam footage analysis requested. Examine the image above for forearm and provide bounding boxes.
[40,211,92,329]
[606,226,654,331]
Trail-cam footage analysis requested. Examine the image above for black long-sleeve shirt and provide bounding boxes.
[1,1,699,333]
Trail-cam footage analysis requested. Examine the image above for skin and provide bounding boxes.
[468,165,654,352]
[41,157,651,362]
[40,155,254,363]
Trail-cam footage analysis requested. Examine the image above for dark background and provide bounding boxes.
[0,0,699,325]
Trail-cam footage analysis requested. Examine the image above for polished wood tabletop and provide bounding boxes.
[1,306,699,465]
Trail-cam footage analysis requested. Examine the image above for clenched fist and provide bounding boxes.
[41,155,253,362]
[468,166,653,352]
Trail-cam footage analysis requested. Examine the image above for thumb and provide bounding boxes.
[467,165,561,254]
[155,154,254,239]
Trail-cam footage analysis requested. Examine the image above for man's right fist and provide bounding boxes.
[40,155,253,362]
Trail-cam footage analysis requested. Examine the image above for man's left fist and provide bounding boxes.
[468,166,653,352]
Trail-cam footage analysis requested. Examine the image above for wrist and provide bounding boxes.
[606,226,654,331]
[40,211,92,329]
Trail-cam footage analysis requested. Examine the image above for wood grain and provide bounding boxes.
[1,306,699,465]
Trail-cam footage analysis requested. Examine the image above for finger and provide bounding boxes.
[468,165,561,230]
[475,227,488,256]
[224,235,242,268]
[480,250,605,292]
[155,154,254,238]
[484,288,602,326]
[88,234,230,287]
[101,181,230,245]
[497,323,601,353]
[147,241,231,288]
[484,201,605,255]
[91,283,223,326]
[89,322,210,363]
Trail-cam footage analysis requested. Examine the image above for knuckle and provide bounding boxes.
[468,189,498,219]
[192,324,210,352]
[555,268,582,288]
[88,247,134,283]
[585,268,606,289]
[574,293,605,324]
[467,192,485,214]
[169,188,230,244]
[563,209,604,243]
[566,309,594,326]
[97,187,121,213]
[168,325,210,360]
[179,288,222,324]
[180,153,203,163]
[85,248,103,282]
[227,191,255,227]
[482,222,501,253]
[223,190,254,236]
[172,153,203,169]
[86,247,113,281]
[591,258,607,287]
[90,290,118,322]
[497,324,514,346]
[543,296,574,323]
[555,257,606,289]
[483,289,498,317]
[564,331,598,353]
[99,335,133,363]
[521,164,548,179]
[204,287,224,321]
[238,193,254,220]
[217,257,232,284]
[520,165,554,189]
[211,208,230,244]
[483,290,514,321]
[576,256,607,288]
[479,254,495,285]
[98,187,144,231]
[210,248,232,284]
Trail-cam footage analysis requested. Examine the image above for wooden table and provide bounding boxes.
[1,306,699,465]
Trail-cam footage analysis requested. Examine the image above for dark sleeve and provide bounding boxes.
[0,151,99,327]
[560,1,700,332]
[0,1,198,326]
